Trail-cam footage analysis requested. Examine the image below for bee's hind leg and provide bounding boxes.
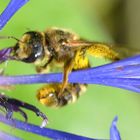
[58,58,74,97]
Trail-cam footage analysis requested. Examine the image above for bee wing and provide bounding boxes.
[66,40,140,61]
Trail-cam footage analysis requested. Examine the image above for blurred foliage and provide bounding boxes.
[0,0,140,140]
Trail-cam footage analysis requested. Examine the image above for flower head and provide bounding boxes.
[0,0,136,139]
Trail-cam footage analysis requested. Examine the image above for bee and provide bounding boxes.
[8,27,121,107]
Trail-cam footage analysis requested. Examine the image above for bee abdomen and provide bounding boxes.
[37,83,87,107]
[59,84,87,106]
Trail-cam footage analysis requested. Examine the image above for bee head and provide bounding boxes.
[12,31,45,63]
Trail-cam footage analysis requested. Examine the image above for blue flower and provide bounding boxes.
[0,0,29,30]
[0,47,125,140]
[0,47,12,63]
[0,113,96,140]
[0,113,121,140]
[0,47,140,93]
[0,0,132,139]
[110,116,121,140]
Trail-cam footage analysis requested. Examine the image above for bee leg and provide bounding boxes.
[58,58,74,97]
[36,56,53,73]
[0,96,27,122]
[6,98,48,127]
[0,95,13,119]
[0,94,48,127]
[17,108,28,122]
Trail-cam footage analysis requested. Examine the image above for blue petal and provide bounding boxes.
[0,130,23,140]
[110,116,121,140]
[0,54,140,93]
[0,47,12,63]
[0,113,98,140]
[0,0,29,30]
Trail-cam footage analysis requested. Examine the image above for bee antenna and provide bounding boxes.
[0,36,24,43]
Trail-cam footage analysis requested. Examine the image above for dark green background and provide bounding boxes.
[0,0,140,140]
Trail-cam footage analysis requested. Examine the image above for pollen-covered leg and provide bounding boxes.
[0,93,48,127]
[87,43,121,61]
[37,83,87,107]
[58,57,75,97]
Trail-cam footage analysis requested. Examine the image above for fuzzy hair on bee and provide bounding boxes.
[5,27,122,108]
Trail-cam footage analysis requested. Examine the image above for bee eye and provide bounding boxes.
[21,42,44,63]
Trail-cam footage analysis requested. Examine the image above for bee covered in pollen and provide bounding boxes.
[7,27,121,107]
